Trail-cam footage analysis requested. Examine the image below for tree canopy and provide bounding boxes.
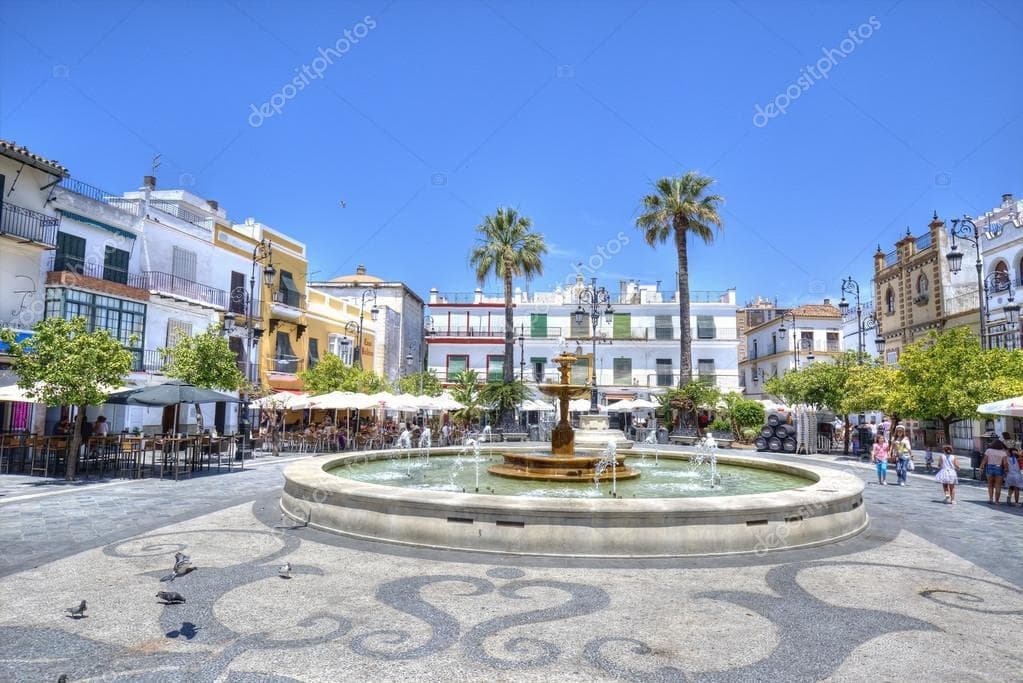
[449,369,483,426]
[162,324,244,391]
[298,353,388,395]
[397,370,443,397]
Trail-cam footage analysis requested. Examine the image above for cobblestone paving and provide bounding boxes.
[0,445,1020,681]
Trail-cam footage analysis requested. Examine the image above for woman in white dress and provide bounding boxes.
[934,445,958,504]
[1004,448,1022,507]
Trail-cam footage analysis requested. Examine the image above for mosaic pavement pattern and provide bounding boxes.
[1,495,1022,682]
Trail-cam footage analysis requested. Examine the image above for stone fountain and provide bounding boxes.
[486,351,639,482]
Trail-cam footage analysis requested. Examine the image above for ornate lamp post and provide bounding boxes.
[517,324,526,381]
[945,216,993,349]
[573,278,614,414]
[777,311,814,370]
[982,271,1020,349]
[222,238,275,456]
[345,290,379,369]
[839,276,865,362]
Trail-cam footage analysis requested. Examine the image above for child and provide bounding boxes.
[935,445,959,504]
[1005,448,1022,507]
[924,447,934,473]
[872,434,889,485]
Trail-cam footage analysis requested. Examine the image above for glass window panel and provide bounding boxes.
[613,357,631,385]
[696,315,716,339]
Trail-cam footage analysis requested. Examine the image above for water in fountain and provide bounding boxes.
[643,428,659,464]
[592,440,619,496]
[418,428,432,463]
[694,435,721,488]
[458,437,483,492]
[398,429,413,477]
[481,425,492,442]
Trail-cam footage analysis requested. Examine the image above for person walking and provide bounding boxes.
[872,434,889,485]
[980,438,1009,505]
[935,445,959,504]
[892,425,913,486]
[1004,447,1021,507]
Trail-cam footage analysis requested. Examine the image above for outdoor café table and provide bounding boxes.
[117,436,146,478]
[158,436,194,480]
[0,433,26,474]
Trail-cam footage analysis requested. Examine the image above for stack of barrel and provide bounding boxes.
[754,412,798,453]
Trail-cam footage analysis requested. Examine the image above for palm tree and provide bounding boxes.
[635,172,724,386]
[469,207,547,426]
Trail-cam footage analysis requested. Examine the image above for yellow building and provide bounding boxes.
[305,288,375,374]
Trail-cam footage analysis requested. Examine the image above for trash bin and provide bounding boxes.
[971,451,984,479]
[857,427,873,459]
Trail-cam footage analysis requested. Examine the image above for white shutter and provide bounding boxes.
[172,247,197,281]
[166,319,193,346]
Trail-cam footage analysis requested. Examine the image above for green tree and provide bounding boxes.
[469,207,547,426]
[298,353,388,395]
[658,379,721,434]
[0,317,133,480]
[721,391,766,440]
[397,370,443,397]
[636,172,724,385]
[480,380,530,424]
[890,327,1023,442]
[449,369,483,426]
[162,324,244,391]
[841,364,898,416]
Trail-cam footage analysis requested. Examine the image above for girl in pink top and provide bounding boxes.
[872,434,889,485]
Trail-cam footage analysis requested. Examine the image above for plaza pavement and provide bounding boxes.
[0,445,1020,682]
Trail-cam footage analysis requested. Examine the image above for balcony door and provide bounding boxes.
[56,232,86,273]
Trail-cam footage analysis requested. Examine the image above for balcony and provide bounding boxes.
[142,271,226,309]
[0,202,59,247]
[269,356,303,374]
[428,327,507,338]
[48,255,147,290]
[149,200,214,231]
[132,349,169,373]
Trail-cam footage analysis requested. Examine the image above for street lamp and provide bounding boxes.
[573,277,613,413]
[234,238,273,457]
[840,276,865,363]
[516,324,526,381]
[982,270,1020,349]
[776,311,813,369]
[347,290,379,369]
[946,216,992,349]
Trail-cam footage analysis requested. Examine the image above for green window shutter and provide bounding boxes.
[613,357,632,385]
[654,315,673,340]
[613,313,631,339]
[697,359,715,383]
[530,313,547,338]
[487,355,504,382]
[447,355,468,380]
[103,246,130,284]
[696,315,716,339]
[56,231,86,272]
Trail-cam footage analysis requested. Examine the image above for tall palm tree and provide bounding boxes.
[636,172,724,387]
[469,207,547,425]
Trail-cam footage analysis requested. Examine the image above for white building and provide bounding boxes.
[0,140,64,432]
[739,301,844,400]
[977,192,1023,351]
[425,275,739,402]
[310,265,426,382]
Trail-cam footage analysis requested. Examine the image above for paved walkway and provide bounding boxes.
[0,444,1020,681]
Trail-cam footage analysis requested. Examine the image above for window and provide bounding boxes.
[770,333,777,355]
[275,331,298,373]
[531,356,546,383]
[328,333,353,365]
[571,357,590,385]
[1019,256,1023,287]
[696,315,716,339]
[885,350,899,366]
[308,338,320,368]
[530,313,547,338]
[446,355,468,381]
[45,288,145,369]
[228,336,245,376]
[697,359,715,384]
[278,270,301,308]
[166,319,193,347]
[612,312,631,340]
[827,331,840,352]
[886,288,895,315]
[656,359,673,387]
[103,246,130,284]
[993,261,1010,291]
[229,271,246,314]
[654,315,673,340]
[172,246,197,281]
[487,355,504,382]
[752,339,758,360]
[570,313,589,338]
[613,357,632,385]
[55,231,86,272]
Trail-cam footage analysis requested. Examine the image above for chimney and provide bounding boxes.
[1003,193,1014,207]
[356,264,367,276]
[143,175,156,189]
[207,199,218,211]
[823,298,831,306]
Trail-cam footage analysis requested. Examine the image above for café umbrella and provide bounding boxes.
[105,379,242,434]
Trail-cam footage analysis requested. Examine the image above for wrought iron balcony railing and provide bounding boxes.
[48,255,146,289]
[0,202,59,246]
[270,356,303,374]
[142,271,227,309]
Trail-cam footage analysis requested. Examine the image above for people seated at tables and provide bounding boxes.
[54,418,71,436]
[94,415,109,437]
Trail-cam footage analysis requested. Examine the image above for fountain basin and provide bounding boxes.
[487,452,640,482]
[281,446,867,558]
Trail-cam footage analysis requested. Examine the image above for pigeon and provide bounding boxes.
[64,600,87,618]
[278,562,292,579]
[156,591,186,604]
[160,552,193,582]
[57,675,68,683]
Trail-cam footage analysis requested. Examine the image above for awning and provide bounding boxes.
[977,396,1023,417]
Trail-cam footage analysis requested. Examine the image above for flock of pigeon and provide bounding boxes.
[64,551,293,619]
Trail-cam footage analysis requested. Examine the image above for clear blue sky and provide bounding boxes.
[2,0,1021,306]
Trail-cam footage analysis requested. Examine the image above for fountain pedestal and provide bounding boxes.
[573,413,633,452]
